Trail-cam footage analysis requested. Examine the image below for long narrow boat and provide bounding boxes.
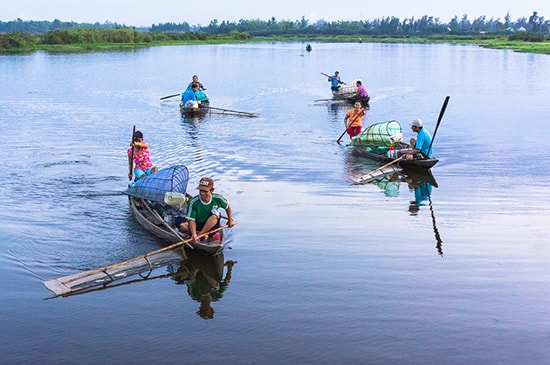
[350,143,439,169]
[129,195,224,255]
[125,165,225,255]
[348,120,439,169]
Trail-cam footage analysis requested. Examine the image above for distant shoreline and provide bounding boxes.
[2,34,549,55]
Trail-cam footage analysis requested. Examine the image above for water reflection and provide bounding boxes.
[346,151,443,254]
[46,248,238,309]
[169,249,236,319]
[404,170,443,256]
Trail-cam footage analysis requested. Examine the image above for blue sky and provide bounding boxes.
[3,0,548,27]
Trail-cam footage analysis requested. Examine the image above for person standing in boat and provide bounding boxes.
[127,130,158,181]
[177,177,235,243]
[343,101,366,139]
[353,80,370,109]
[328,71,345,94]
[403,118,433,160]
[187,75,206,91]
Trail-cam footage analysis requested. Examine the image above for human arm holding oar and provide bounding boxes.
[322,71,346,86]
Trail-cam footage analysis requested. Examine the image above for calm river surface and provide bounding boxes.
[1,42,549,364]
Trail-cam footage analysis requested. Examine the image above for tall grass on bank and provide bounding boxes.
[1,27,549,55]
[0,27,253,53]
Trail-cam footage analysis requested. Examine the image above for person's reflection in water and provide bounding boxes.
[405,175,443,255]
[407,177,432,215]
[172,253,237,319]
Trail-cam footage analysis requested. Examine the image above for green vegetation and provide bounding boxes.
[1,13,549,55]
[0,27,254,54]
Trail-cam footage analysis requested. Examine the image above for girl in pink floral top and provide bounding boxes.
[128,130,157,180]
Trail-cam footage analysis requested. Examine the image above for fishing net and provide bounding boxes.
[349,120,403,146]
[124,165,189,203]
[334,79,359,97]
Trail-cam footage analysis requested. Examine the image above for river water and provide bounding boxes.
[1,42,549,364]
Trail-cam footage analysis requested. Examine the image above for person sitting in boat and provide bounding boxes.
[403,118,433,160]
[187,75,206,91]
[353,80,370,109]
[328,71,345,94]
[182,83,200,108]
[127,131,158,181]
[343,101,365,139]
[177,177,235,243]
[194,88,210,107]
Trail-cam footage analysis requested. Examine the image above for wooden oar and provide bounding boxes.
[128,125,135,180]
[204,106,258,117]
[426,96,450,155]
[56,223,236,288]
[336,129,348,144]
[160,93,181,100]
[353,156,404,184]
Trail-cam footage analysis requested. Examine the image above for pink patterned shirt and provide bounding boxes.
[128,146,154,170]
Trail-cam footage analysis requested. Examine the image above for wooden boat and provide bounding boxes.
[125,165,226,255]
[180,103,210,118]
[350,143,439,169]
[42,165,232,297]
[348,120,438,169]
[129,196,225,255]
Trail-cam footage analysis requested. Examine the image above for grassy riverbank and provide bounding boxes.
[264,34,550,54]
[2,30,549,55]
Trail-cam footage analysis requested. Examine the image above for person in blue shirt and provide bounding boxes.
[404,118,433,160]
[182,83,199,107]
[328,71,345,94]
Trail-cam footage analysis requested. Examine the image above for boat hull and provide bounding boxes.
[179,104,209,118]
[351,145,439,169]
[129,196,224,255]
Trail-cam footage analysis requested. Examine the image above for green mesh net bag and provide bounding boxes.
[349,120,403,146]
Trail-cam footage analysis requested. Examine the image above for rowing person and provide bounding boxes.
[328,71,345,95]
[187,75,206,91]
[127,130,158,181]
[343,101,365,139]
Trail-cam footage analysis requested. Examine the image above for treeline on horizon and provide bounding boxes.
[1,10,547,35]
[1,11,548,53]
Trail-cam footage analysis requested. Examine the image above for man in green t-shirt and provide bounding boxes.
[178,177,235,242]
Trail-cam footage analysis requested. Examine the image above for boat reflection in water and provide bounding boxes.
[170,249,237,319]
[346,153,443,255]
[45,247,238,307]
